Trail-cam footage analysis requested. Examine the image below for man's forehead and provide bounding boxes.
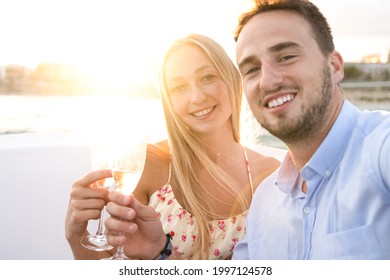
[236,11,314,59]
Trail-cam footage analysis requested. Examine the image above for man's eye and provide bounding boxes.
[245,66,261,75]
[280,55,296,62]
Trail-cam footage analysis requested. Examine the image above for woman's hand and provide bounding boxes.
[105,191,166,259]
[65,169,112,243]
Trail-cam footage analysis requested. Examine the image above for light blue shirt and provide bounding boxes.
[233,101,390,259]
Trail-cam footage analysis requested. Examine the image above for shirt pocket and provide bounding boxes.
[313,225,384,259]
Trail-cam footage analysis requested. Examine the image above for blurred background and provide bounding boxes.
[1,0,388,261]
[0,0,389,147]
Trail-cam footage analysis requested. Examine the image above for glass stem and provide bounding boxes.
[114,245,127,258]
[111,231,128,259]
[95,208,105,237]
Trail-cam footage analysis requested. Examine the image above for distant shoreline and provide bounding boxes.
[1,88,389,101]
[343,88,390,104]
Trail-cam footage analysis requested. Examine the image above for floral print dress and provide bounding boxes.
[148,148,253,260]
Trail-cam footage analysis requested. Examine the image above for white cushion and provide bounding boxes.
[0,132,91,259]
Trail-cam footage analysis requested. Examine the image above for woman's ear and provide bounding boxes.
[330,50,344,83]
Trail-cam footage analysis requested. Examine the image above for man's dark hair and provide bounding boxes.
[234,0,334,56]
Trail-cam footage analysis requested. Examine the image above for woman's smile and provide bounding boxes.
[191,105,216,118]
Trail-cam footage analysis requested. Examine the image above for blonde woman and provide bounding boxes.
[65,34,279,260]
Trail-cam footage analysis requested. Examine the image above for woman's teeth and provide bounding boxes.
[193,107,213,117]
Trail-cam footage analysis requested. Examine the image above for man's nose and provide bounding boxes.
[259,64,283,92]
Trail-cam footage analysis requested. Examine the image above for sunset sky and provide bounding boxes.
[1,0,389,87]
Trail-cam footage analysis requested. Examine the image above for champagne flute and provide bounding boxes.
[103,127,147,260]
[80,138,114,251]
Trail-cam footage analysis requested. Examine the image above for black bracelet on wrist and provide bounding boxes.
[154,233,172,260]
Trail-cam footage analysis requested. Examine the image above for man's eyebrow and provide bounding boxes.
[269,41,301,53]
[237,55,257,71]
[238,42,302,71]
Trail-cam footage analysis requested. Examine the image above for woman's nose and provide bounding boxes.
[190,84,207,104]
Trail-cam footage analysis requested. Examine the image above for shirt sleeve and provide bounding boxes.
[379,130,390,190]
[232,236,249,260]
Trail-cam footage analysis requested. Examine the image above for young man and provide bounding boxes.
[233,0,390,259]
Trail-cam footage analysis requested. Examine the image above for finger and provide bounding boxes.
[106,201,136,220]
[70,208,102,223]
[105,215,138,234]
[71,198,106,211]
[106,232,127,247]
[74,169,112,189]
[108,189,130,205]
[70,187,109,203]
[127,194,157,221]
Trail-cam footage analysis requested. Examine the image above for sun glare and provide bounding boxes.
[77,56,153,95]
[1,0,253,96]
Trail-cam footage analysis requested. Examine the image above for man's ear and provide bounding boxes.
[330,50,344,83]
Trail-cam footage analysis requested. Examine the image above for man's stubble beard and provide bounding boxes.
[258,64,333,145]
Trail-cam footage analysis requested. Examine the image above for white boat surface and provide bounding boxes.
[0,132,286,259]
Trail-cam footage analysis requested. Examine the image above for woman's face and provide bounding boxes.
[164,44,233,137]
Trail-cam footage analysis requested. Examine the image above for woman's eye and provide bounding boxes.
[170,85,185,95]
[201,74,216,82]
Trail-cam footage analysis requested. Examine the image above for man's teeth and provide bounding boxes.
[193,107,213,117]
[268,94,294,108]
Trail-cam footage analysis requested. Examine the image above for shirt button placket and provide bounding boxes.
[302,204,314,259]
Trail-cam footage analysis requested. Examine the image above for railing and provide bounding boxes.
[341,81,390,89]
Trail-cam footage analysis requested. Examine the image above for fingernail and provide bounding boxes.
[127,224,136,233]
[122,196,130,205]
[126,210,133,219]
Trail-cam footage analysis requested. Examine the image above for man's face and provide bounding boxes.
[236,11,339,144]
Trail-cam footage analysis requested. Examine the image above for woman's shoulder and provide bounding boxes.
[245,145,280,164]
[134,140,171,204]
[147,140,170,159]
[244,145,281,188]
[145,140,170,179]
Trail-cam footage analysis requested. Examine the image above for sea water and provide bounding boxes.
[0,94,389,148]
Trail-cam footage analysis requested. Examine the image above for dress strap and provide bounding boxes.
[167,154,172,184]
[242,146,254,197]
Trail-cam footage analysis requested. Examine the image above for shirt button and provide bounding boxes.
[325,170,331,177]
[303,207,310,214]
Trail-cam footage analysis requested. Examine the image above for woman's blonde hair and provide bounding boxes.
[158,34,248,259]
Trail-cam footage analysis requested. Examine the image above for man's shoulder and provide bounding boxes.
[347,105,390,137]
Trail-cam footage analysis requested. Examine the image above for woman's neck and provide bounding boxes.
[203,137,242,165]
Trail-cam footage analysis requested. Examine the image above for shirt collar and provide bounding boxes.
[306,100,359,179]
[276,100,360,194]
[276,153,304,198]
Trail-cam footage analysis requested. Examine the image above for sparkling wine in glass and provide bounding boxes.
[103,128,147,260]
[80,139,114,252]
